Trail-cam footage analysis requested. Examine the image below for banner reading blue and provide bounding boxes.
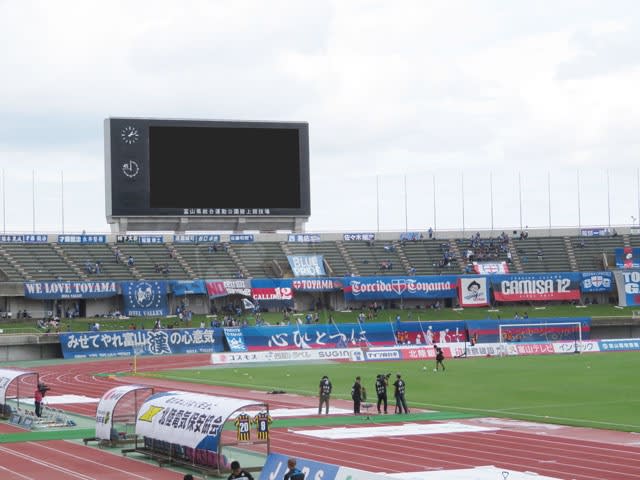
[287,255,326,276]
[121,281,169,316]
[59,328,224,359]
[24,281,118,299]
[169,280,207,296]
[343,275,458,301]
[580,272,613,292]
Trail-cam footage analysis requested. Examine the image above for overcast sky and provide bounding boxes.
[1,0,640,234]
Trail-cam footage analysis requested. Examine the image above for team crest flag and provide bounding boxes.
[121,281,168,316]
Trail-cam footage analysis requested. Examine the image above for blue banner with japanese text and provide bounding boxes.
[223,328,248,352]
[59,328,225,359]
[57,234,106,244]
[0,234,48,243]
[343,275,458,301]
[24,281,118,299]
[240,322,395,350]
[121,281,169,316]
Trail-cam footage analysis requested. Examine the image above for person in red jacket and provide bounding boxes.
[34,388,43,417]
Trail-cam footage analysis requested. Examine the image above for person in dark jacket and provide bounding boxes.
[351,376,363,414]
[318,375,332,415]
[393,373,409,414]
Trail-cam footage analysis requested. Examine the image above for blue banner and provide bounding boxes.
[121,281,169,316]
[57,234,106,244]
[229,234,254,243]
[466,318,591,343]
[291,278,345,291]
[343,275,458,301]
[599,339,640,352]
[223,328,247,352]
[173,234,220,243]
[261,453,340,480]
[343,233,375,241]
[287,255,326,277]
[0,234,48,243]
[241,323,395,350]
[615,247,640,269]
[580,272,613,292]
[59,328,224,359]
[24,281,118,299]
[116,235,164,244]
[169,280,206,296]
[581,228,612,237]
[287,233,321,243]
[399,232,423,241]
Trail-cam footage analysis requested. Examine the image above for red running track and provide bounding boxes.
[5,355,640,480]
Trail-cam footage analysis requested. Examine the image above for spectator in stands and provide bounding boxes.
[428,227,433,239]
[127,255,135,267]
[579,238,586,248]
[537,248,543,260]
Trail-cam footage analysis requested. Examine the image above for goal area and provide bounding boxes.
[498,322,583,351]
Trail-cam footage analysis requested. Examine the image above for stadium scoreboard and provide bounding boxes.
[105,118,310,231]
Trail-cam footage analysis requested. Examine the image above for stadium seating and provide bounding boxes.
[232,242,290,278]
[570,235,626,271]
[2,244,79,281]
[172,243,239,279]
[512,236,572,273]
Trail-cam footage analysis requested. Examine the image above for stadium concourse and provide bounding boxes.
[0,354,639,479]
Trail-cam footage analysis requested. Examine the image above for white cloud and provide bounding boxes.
[0,0,639,232]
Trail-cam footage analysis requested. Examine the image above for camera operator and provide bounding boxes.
[34,382,49,418]
[375,374,390,414]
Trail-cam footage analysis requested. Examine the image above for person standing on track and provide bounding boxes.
[351,376,363,415]
[434,344,446,371]
[34,386,43,417]
[375,374,389,414]
[393,373,409,414]
[318,375,332,415]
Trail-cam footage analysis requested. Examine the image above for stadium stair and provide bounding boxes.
[336,241,359,276]
[507,238,524,272]
[167,243,197,279]
[51,243,88,280]
[225,244,250,278]
[393,241,413,273]
[563,237,579,271]
[447,240,466,273]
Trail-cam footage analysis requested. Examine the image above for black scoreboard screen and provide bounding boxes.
[105,118,310,218]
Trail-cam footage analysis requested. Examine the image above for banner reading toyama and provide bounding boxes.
[121,281,169,316]
[613,270,640,306]
[490,273,581,302]
[24,281,118,299]
[615,247,640,269]
[580,272,613,293]
[343,275,458,301]
[458,277,489,307]
[291,277,344,292]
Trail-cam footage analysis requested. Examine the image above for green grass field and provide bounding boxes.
[137,351,640,433]
[0,303,634,334]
